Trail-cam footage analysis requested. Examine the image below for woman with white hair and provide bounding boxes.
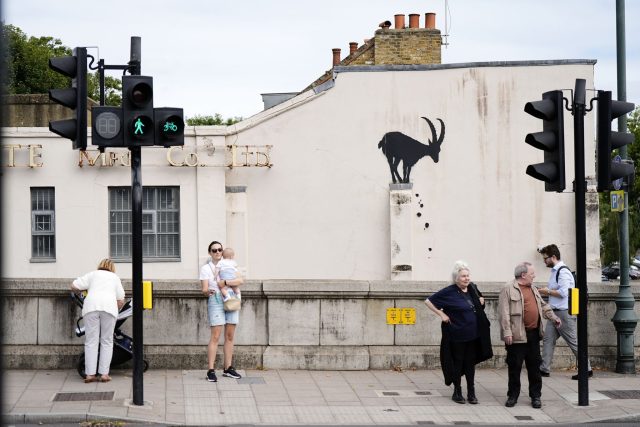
[425,261,492,404]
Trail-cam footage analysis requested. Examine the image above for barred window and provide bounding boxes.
[31,187,56,260]
[109,187,180,260]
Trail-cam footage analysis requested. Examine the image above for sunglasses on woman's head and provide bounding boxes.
[210,248,223,253]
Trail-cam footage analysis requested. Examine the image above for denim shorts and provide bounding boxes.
[207,290,239,327]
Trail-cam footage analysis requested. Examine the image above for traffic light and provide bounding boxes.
[91,106,124,150]
[48,47,88,150]
[596,90,635,192]
[122,75,154,146]
[524,90,565,192]
[154,108,184,147]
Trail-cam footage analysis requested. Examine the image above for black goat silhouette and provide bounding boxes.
[378,117,445,183]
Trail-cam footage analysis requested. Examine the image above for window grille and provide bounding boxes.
[109,187,180,260]
[31,187,55,260]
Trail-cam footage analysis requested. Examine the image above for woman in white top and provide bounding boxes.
[199,241,244,382]
[71,258,125,383]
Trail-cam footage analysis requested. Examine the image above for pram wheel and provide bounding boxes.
[76,353,87,379]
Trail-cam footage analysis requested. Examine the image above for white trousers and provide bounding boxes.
[84,310,117,376]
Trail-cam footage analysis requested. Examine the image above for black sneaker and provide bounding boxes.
[223,366,241,379]
[206,369,217,382]
[539,370,550,377]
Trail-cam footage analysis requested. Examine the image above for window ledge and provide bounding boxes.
[30,258,56,263]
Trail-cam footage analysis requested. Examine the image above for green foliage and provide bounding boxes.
[87,72,122,106]
[2,24,71,94]
[185,114,242,126]
[599,107,640,265]
[3,24,122,105]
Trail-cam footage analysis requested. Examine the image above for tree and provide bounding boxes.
[87,72,122,106]
[599,107,640,265]
[2,24,71,94]
[186,113,242,126]
[2,24,121,105]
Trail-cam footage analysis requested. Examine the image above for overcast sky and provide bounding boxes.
[4,0,639,120]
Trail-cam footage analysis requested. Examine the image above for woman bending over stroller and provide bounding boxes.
[71,258,125,383]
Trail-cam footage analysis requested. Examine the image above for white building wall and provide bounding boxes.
[1,61,600,282]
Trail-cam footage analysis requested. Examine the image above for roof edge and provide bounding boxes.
[333,59,597,74]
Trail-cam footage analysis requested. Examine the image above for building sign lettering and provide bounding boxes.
[2,144,43,168]
[167,145,273,168]
[79,150,131,167]
[2,144,273,169]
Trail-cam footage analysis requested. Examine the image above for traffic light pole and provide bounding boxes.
[612,0,638,373]
[129,37,145,407]
[572,79,589,406]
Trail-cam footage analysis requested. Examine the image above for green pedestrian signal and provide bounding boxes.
[122,76,154,146]
[134,118,145,134]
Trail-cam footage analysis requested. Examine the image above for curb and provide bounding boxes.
[5,412,168,425]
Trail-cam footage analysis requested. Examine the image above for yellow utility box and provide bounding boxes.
[143,281,153,310]
[569,288,579,315]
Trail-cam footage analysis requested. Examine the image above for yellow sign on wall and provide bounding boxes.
[611,190,625,212]
[386,308,416,325]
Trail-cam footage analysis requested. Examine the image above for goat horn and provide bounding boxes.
[421,116,437,145]
[435,118,445,145]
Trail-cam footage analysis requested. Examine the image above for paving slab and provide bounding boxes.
[4,367,640,425]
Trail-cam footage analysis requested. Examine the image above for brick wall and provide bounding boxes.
[373,28,441,65]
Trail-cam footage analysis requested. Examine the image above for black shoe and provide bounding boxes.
[505,396,517,407]
[571,370,593,380]
[539,370,550,377]
[531,397,542,408]
[223,366,242,379]
[206,369,217,382]
[467,393,478,404]
[452,387,466,404]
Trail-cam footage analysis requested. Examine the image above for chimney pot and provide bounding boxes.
[394,14,405,29]
[378,20,391,29]
[332,48,341,66]
[425,12,436,29]
[349,42,358,55]
[409,14,419,28]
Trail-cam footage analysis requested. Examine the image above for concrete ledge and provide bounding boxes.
[263,280,370,298]
[263,346,369,370]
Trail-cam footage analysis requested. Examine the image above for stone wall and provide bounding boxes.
[2,94,96,127]
[3,279,639,371]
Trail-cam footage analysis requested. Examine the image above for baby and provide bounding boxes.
[216,247,241,301]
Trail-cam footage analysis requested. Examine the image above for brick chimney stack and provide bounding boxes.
[374,12,441,65]
[332,48,341,66]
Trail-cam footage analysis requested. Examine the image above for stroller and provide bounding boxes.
[71,292,149,378]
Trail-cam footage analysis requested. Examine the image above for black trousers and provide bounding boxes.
[506,328,542,399]
[450,339,477,390]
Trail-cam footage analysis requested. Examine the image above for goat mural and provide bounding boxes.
[378,117,445,183]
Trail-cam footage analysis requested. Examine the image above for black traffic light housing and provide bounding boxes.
[122,75,154,146]
[524,90,566,192]
[48,47,88,150]
[154,108,185,147]
[596,90,635,191]
[92,106,124,150]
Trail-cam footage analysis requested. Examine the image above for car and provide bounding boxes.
[601,262,640,280]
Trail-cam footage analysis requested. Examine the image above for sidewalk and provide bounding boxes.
[3,368,640,425]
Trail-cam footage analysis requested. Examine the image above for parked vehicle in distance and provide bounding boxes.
[602,262,640,280]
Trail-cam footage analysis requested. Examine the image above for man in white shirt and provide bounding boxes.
[537,244,592,380]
